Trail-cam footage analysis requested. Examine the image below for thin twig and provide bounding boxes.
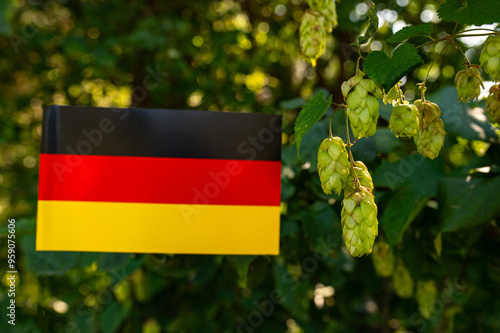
[345,111,360,191]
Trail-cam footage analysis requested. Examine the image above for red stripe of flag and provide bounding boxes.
[38,154,282,206]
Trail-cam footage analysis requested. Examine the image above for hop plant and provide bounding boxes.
[342,72,384,139]
[416,280,438,319]
[307,0,331,10]
[383,85,403,105]
[455,66,483,102]
[389,103,420,139]
[486,84,500,124]
[480,34,500,81]
[344,160,373,197]
[317,137,350,195]
[393,261,414,298]
[371,241,395,277]
[299,11,326,66]
[413,99,445,159]
[318,1,338,32]
[341,187,378,257]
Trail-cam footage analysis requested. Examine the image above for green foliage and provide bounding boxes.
[0,1,499,332]
[438,0,500,25]
[386,24,433,44]
[294,92,332,156]
[363,44,423,91]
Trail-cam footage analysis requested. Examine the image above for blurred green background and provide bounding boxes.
[0,0,499,332]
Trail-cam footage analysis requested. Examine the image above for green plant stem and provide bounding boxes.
[419,43,449,100]
[345,110,360,191]
[329,106,344,138]
[449,39,471,66]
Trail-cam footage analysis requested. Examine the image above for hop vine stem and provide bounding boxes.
[345,110,360,191]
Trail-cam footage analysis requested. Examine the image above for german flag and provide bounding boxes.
[37,106,282,255]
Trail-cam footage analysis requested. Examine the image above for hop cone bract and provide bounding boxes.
[341,187,378,257]
[299,11,326,66]
[317,137,350,195]
[455,66,483,102]
[393,262,414,298]
[413,99,445,159]
[486,84,500,124]
[416,280,438,319]
[480,34,500,81]
[389,103,420,139]
[344,161,373,197]
[371,241,395,277]
[342,73,384,139]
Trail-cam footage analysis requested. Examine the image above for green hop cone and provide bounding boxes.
[480,34,500,81]
[413,99,445,159]
[317,137,350,195]
[344,161,373,197]
[389,103,420,139]
[318,1,338,32]
[383,85,402,105]
[307,0,331,10]
[342,72,384,139]
[341,187,378,257]
[299,10,327,66]
[486,84,500,124]
[415,280,438,319]
[371,241,395,277]
[393,261,414,298]
[455,66,483,102]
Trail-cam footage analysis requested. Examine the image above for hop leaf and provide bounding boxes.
[486,84,500,125]
[480,34,500,81]
[416,280,438,319]
[393,261,414,298]
[371,241,396,277]
[317,137,350,195]
[413,99,445,159]
[344,160,374,197]
[389,103,420,139]
[342,72,384,139]
[455,65,483,102]
[341,187,378,257]
[299,10,327,66]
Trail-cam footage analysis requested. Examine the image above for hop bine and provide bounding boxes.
[342,72,384,139]
[389,102,420,139]
[317,137,350,196]
[480,34,500,81]
[413,99,445,159]
[486,84,500,124]
[341,186,378,257]
[455,65,483,102]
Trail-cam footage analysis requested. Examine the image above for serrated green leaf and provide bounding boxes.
[363,44,423,91]
[354,2,378,45]
[438,0,500,25]
[386,24,433,44]
[440,175,500,232]
[294,92,332,157]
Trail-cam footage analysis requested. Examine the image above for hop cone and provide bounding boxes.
[486,84,500,124]
[317,137,350,195]
[344,161,373,197]
[341,187,378,257]
[393,262,414,298]
[389,103,420,139]
[416,280,438,319]
[371,241,395,277]
[455,66,483,102]
[413,99,445,159]
[318,1,338,32]
[307,0,331,10]
[383,85,402,105]
[299,11,326,66]
[480,34,500,81]
[342,73,384,139]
